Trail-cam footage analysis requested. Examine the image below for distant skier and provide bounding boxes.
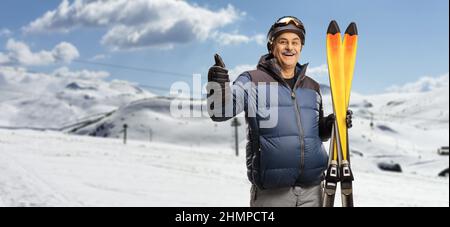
[207,16,352,207]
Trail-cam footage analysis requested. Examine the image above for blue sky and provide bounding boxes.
[0,0,448,94]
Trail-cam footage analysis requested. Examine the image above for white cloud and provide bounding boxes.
[52,42,80,62]
[90,54,108,61]
[307,64,328,80]
[0,66,109,86]
[0,28,12,37]
[4,39,54,65]
[52,67,110,80]
[386,73,449,93]
[252,34,266,45]
[23,0,250,50]
[213,32,265,46]
[0,39,79,66]
[0,53,9,64]
[228,64,256,82]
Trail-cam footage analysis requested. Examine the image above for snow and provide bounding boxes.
[0,128,447,207]
[70,97,246,147]
[0,129,250,207]
[314,88,449,180]
[0,68,448,207]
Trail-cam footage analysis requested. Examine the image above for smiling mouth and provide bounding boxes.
[282,52,296,57]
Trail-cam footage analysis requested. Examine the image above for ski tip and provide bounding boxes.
[345,22,358,36]
[327,20,340,35]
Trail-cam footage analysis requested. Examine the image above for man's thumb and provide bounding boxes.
[214,53,226,68]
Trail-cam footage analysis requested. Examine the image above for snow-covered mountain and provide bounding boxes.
[319,84,331,95]
[57,75,448,180]
[69,97,246,147]
[0,66,154,128]
[0,67,448,206]
[318,75,449,178]
[1,66,448,167]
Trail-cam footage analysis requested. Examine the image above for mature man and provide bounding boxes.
[207,16,352,207]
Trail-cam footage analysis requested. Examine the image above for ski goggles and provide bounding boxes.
[274,16,305,31]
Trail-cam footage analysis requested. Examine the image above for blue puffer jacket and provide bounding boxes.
[209,54,331,189]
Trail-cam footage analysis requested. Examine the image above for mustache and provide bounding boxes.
[281,50,297,55]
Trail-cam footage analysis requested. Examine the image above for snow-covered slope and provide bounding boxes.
[70,97,247,147]
[61,74,450,179]
[0,129,249,207]
[0,129,447,207]
[0,68,448,206]
[0,66,154,128]
[319,83,449,178]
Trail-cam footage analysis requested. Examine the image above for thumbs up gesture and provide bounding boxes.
[208,54,229,83]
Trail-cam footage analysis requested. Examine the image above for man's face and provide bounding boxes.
[271,32,302,70]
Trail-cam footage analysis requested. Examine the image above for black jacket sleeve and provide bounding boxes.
[318,94,332,142]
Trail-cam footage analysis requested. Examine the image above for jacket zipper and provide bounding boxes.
[262,62,308,182]
[280,75,306,180]
[291,89,305,179]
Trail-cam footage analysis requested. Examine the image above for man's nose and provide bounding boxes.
[286,43,294,51]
